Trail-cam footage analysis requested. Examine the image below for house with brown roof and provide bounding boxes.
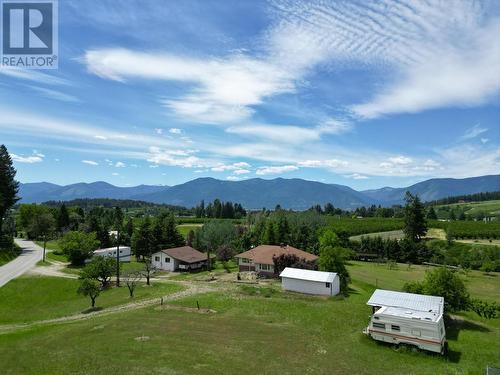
[151,246,208,272]
[235,244,318,277]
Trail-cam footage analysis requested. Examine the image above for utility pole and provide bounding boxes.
[115,207,124,287]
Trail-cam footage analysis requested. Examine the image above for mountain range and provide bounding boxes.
[18,175,500,210]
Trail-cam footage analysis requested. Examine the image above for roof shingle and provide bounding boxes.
[161,246,207,264]
[235,245,318,265]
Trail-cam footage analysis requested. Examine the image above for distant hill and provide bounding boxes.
[362,175,500,205]
[18,175,500,210]
[137,177,373,210]
[19,181,167,204]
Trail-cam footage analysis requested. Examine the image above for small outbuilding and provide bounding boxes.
[279,267,340,296]
[151,246,209,272]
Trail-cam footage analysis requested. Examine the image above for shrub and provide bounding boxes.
[469,299,499,319]
[403,267,469,313]
[60,231,100,266]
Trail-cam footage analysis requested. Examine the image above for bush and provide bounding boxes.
[469,299,499,319]
[403,267,469,313]
[60,231,100,266]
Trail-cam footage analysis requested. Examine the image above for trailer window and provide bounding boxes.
[391,325,400,331]
[411,329,421,336]
[373,322,385,330]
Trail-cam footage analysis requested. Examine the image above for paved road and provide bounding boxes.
[0,239,43,288]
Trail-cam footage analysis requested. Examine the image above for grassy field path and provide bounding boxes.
[0,279,216,335]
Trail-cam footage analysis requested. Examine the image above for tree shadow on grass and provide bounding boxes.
[445,348,462,363]
[446,316,490,341]
[82,307,103,314]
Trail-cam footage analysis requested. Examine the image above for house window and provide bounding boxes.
[372,322,385,330]
[326,282,331,288]
[155,256,160,262]
[242,258,250,264]
[391,325,400,331]
[165,257,171,263]
[260,264,271,271]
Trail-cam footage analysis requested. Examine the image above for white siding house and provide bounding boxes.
[279,267,340,296]
[151,246,209,272]
[93,246,131,262]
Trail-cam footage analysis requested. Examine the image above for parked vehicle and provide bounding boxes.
[363,289,447,354]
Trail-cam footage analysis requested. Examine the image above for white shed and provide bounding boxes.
[279,267,340,296]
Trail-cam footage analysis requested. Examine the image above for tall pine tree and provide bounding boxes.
[0,145,20,238]
[403,191,427,242]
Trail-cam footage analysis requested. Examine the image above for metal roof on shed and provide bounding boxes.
[279,267,337,283]
[367,289,444,315]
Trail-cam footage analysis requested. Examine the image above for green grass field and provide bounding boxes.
[177,223,202,238]
[0,260,498,374]
[347,261,500,302]
[0,278,498,374]
[0,276,184,324]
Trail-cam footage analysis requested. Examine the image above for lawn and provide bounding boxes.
[169,259,238,280]
[347,261,500,302]
[0,250,20,266]
[0,276,184,325]
[0,280,498,375]
[177,223,202,238]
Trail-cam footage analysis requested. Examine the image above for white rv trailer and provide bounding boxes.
[92,246,131,262]
[364,289,447,354]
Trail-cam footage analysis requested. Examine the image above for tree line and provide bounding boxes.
[194,199,246,219]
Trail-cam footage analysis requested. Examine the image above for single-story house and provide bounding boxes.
[151,246,209,272]
[93,246,131,262]
[279,267,340,296]
[235,244,318,277]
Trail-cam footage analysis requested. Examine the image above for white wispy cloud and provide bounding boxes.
[115,161,126,167]
[233,169,250,175]
[461,124,488,140]
[256,165,298,175]
[11,151,45,163]
[28,86,81,103]
[345,173,369,180]
[270,0,500,118]
[226,176,242,181]
[0,68,70,85]
[82,160,99,166]
[211,162,251,172]
[169,128,182,134]
[147,146,204,168]
[84,48,296,124]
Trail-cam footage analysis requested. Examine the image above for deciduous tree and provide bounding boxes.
[60,231,100,265]
[78,278,101,308]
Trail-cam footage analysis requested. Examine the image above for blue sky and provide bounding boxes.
[1,0,499,190]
